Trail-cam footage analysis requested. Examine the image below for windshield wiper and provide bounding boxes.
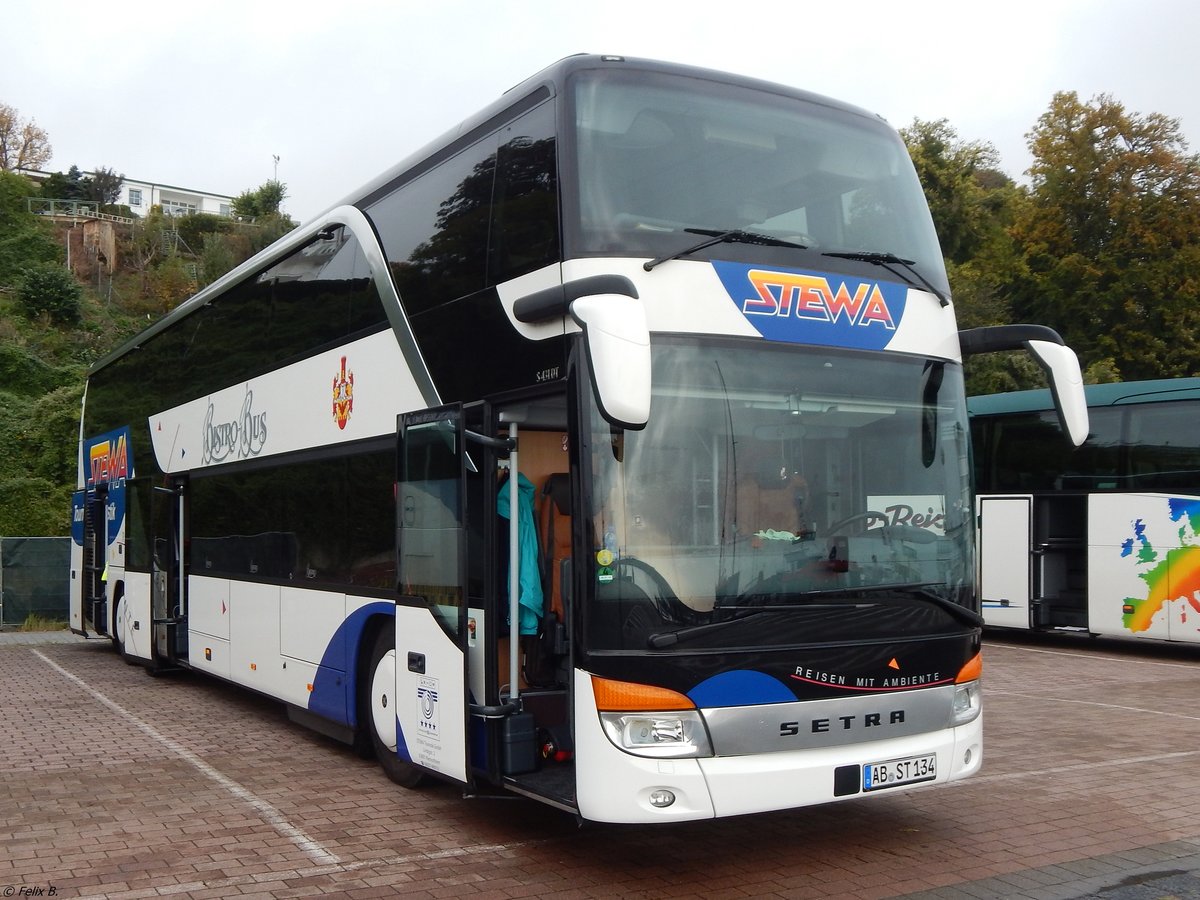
[646,582,982,648]
[839,582,985,628]
[647,611,764,649]
[647,596,874,649]
[644,228,807,271]
[822,250,949,307]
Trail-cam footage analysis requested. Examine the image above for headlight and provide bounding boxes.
[599,710,713,758]
[951,680,981,727]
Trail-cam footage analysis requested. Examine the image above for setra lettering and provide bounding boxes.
[805,709,905,734]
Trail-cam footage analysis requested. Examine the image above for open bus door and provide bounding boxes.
[394,406,471,786]
[978,495,1033,628]
[84,488,109,635]
[150,482,188,666]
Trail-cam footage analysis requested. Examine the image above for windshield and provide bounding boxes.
[585,338,974,652]
[568,67,949,296]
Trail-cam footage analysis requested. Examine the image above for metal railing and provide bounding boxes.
[27,198,135,225]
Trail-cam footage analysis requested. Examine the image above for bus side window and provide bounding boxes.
[489,101,559,285]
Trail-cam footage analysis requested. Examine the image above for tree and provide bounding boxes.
[120,206,167,301]
[901,118,1007,266]
[147,255,198,312]
[0,102,52,172]
[41,165,85,201]
[0,364,80,537]
[200,231,238,285]
[82,165,124,206]
[901,119,1038,394]
[232,179,288,219]
[229,180,296,255]
[1009,92,1200,381]
[16,263,83,324]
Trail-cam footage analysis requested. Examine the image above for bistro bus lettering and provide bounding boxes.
[202,388,268,464]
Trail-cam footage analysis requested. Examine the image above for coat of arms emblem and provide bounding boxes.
[332,355,354,429]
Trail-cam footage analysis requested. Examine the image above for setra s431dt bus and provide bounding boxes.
[70,55,1088,823]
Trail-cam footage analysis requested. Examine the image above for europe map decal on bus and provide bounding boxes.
[712,261,908,350]
[1119,498,1200,634]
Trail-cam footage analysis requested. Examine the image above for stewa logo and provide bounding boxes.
[76,426,134,548]
[743,270,895,327]
[87,430,130,489]
[202,388,268,464]
[713,261,908,351]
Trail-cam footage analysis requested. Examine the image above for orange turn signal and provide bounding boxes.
[591,675,695,711]
[955,652,982,683]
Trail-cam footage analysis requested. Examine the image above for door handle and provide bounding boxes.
[407,652,426,674]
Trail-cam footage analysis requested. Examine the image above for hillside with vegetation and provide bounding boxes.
[1,90,1199,538]
[0,106,296,535]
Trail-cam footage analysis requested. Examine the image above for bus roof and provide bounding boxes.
[87,54,888,378]
[968,377,1200,416]
[333,53,884,214]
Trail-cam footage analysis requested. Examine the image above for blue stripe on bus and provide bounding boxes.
[310,601,394,727]
[687,669,796,707]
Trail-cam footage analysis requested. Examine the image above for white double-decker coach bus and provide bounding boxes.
[70,55,1087,823]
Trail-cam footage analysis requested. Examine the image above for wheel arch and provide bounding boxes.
[349,607,395,731]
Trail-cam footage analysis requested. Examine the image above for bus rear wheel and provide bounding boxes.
[112,593,137,665]
[366,626,426,789]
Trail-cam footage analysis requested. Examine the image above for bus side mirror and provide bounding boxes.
[958,325,1089,447]
[1026,339,1088,447]
[571,294,651,430]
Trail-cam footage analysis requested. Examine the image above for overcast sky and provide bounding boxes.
[4,0,1198,224]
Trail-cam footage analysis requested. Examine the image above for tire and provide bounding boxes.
[112,593,137,666]
[366,626,426,789]
[110,593,122,652]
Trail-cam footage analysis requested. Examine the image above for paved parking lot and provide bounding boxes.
[2,630,1200,899]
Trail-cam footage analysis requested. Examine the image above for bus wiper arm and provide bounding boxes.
[647,599,864,649]
[842,582,985,628]
[743,581,984,629]
[647,612,765,649]
[648,583,982,648]
[644,228,806,271]
[822,250,949,307]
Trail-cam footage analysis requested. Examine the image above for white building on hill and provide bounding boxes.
[116,176,235,217]
[19,169,236,218]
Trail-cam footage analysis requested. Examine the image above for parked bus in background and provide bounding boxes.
[971,377,1200,644]
[69,54,1087,823]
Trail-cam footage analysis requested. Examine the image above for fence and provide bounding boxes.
[26,198,135,225]
[0,537,69,626]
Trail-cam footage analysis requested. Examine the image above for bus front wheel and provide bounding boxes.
[366,627,426,789]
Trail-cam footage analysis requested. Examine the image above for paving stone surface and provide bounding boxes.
[2,630,1199,898]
